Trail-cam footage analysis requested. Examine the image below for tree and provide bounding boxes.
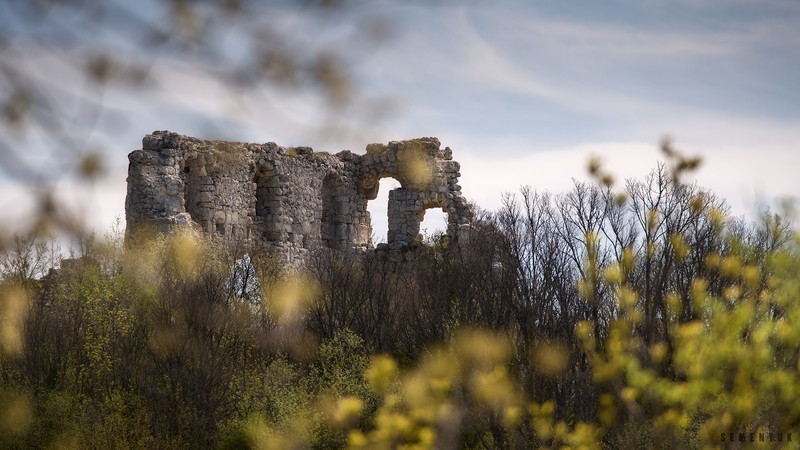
[0,234,59,285]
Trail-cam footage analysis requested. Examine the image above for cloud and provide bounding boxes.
[513,14,745,58]
[456,141,660,206]
[444,8,649,116]
[436,3,800,124]
[452,137,798,221]
[3,1,797,246]
[0,170,127,238]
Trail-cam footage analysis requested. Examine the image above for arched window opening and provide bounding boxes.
[419,207,448,243]
[255,171,281,240]
[181,158,206,230]
[321,175,345,249]
[366,177,400,245]
[255,175,274,218]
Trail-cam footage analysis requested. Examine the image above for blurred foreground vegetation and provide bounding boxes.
[1,160,799,449]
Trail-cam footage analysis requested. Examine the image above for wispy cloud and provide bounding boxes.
[0,170,127,236]
[3,1,797,240]
[452,136,798,221]
[513,15,745,58]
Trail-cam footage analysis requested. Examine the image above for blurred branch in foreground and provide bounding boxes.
[0,0,398,244]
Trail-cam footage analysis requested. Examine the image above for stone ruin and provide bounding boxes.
[125,131,475,264]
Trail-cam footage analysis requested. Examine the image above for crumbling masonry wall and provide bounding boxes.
[126,131,475,264]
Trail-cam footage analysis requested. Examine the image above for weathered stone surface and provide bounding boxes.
[126,131,475,264]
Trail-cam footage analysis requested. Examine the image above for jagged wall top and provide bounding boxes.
[126,131,474,263]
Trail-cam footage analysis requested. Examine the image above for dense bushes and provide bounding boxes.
[1,162,798,448]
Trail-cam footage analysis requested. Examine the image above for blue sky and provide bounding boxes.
[2,0,799,241]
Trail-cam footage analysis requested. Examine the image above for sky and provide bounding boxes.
[1,0,799,243]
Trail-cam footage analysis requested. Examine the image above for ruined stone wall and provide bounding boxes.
[126,130,474,263]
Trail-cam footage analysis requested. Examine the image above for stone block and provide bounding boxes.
[142,135,163,150]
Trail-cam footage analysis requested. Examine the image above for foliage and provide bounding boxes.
[1,159,799,448]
